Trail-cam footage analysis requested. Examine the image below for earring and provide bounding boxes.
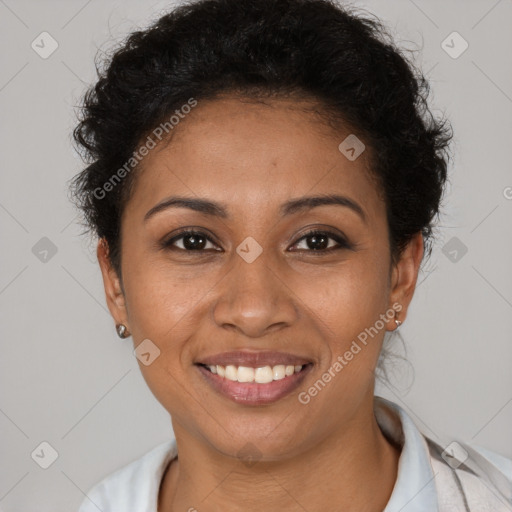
[394,318,402,329]
[116,323,130,339]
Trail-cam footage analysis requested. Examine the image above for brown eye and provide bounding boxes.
[163,230,220,251]
[290,230,351,252]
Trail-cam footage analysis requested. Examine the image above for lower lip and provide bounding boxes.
[196,364,312,405]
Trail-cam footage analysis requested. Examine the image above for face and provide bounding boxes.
[99,96,423,460]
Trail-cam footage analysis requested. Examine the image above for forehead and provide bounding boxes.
[125,96,384,222]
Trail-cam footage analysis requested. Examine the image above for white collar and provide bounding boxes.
[375,396,439,511]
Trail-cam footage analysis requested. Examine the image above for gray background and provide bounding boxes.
[0,0,511,510]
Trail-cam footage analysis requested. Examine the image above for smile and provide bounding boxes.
[196,361,313,405]
[203,363,305,383]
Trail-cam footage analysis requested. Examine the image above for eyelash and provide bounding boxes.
[161,228,351,254]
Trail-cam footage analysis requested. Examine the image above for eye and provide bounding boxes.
[162,230,221,252]
[161,228,351,254]
[289,230,351,253]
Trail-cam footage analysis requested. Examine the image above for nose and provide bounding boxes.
[212,251,299,338]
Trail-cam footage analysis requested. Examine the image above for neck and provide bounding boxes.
[158,394,401,512]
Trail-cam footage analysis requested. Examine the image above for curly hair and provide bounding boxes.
[69,0,452,280]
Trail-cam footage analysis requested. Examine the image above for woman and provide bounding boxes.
[71,0,512,510]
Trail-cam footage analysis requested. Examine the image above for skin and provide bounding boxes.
[97,96,424,512]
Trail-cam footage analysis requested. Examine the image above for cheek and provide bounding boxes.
[121,255,225,405]
[296,252,390,364]
[122,266,204,411]
[123,255,217,341]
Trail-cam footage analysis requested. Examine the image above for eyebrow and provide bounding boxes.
[144,193,366,223]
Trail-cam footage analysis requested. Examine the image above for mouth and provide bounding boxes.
[195,353,313,405]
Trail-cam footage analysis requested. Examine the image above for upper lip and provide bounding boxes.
[197,351,312,368]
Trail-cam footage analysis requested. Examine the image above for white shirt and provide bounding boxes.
[78,396,512,512]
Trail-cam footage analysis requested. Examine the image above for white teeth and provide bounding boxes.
[207,363,305,383]
[225,365,238,381]
[285,365,295,376]
[237,366,255,382]
[273,365,286,380]
[254,366,273,383]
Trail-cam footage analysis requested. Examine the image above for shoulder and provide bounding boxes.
[77,440,177,512]
[425,436,512,511]
[374,396,512,511]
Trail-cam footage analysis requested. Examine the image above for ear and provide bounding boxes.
[97,238,129,329]
[387,232,424,327]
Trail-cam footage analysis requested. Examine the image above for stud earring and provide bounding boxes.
[116,323,130,339]
[394,318,402,329]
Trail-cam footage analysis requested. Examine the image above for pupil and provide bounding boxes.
[308,234,327,250]
[184,234,205,250]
